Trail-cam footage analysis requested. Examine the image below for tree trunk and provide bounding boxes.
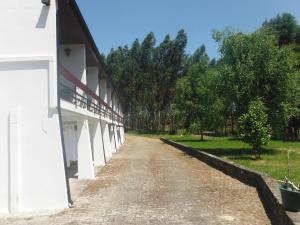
[294,127,298,140]
[231,114,234,135]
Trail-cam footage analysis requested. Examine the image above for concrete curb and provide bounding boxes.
[160,138,298,225]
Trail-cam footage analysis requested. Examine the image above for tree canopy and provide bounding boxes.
[105,13,300,139]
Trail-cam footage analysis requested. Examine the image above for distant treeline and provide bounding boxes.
[105,13,300,139]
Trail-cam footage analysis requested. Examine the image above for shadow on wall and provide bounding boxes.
[36,6,49,28]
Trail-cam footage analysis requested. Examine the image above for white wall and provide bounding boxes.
[60,45,86,98]
[0,0,69,213]
[0,60,68,213]
[0,0,126,213]
[87,67,99,94]
[100,79,107,103]
[87,67,99,109]
[0,1,57,59]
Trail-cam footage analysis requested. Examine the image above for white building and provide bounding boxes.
[0,0,125,214]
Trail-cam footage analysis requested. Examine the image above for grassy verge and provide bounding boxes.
[129,132,300,185]
[171,136,300,185]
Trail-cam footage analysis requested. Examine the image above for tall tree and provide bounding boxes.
[262,13,298,46]
[214,29,300,136]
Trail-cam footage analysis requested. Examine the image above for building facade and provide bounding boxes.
[0,0,125,213]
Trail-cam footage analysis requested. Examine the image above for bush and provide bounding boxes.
[239,99,272,158]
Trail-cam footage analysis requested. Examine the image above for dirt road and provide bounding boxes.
[1,135,270,225]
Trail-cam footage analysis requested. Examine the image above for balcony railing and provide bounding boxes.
[60,65,123,123]
[60,83,102,115]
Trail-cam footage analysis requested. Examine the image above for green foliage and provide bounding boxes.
[106,30,188,132]
[239,99,271,158]
[214,29,299,136]
[173,56,224,137]
[106,13,300,139]
[262,13,298,46]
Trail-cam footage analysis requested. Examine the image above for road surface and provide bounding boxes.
[1,135,270,225]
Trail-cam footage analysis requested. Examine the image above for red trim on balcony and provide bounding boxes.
[60,65,123,120]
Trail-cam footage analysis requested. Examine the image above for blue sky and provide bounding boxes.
[76,0,300,59]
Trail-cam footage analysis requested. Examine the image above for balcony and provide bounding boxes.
[60,65,124,123]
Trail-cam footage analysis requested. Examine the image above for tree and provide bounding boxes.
[262,13,298,46]
[173,50,224,139]
[214,29,299,137]
[106,30,189,132]
[239,99,272,158]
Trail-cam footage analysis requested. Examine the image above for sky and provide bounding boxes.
[76,0,300,59]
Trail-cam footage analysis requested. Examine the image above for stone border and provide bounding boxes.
[160,138,298,225]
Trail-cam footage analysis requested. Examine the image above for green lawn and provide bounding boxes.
[130,132,300,185]
[169,135,300,185]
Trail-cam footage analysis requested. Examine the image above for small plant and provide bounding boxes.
[282,177,300,192]
[279,150,300,212]
[239,99,272,158]
[282,150,300,191]
[189,121,204,141]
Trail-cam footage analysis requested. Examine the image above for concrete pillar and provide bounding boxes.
[101,121,112,160]
[114,125,120,149]
[109,125,116,153]
[77,119,94,180]
[120,126,125,144]
[117,127,122,147]
[90,122,105,166]
[63,123,77,167]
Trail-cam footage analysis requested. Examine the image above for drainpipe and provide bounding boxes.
[56,3,73,206]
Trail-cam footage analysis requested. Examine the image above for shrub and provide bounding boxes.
[239,99,272,158]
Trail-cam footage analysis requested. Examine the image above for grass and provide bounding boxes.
[171,136,300,185]
[129,132,300,185]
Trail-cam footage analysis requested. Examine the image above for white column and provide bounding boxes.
[77,120,94,180]
[114,125,120,149]
[91,122,105,166]
[118,127,123,147]
[120,126,125,144]
[101,121,112,160]
[63,123,78,167]
[110,125,116,153]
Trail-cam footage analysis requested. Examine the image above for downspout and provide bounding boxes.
[56,2,72,206]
